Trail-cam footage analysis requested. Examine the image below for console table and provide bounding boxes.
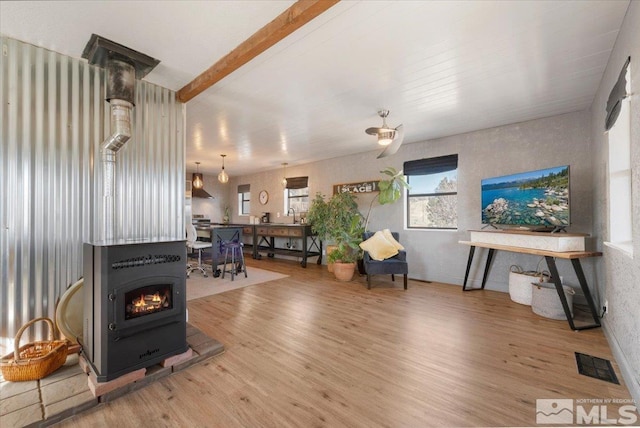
[253,224,322,268]
[459,237,602,331]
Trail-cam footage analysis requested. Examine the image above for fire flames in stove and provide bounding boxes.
[130,292,168,314]
[125,284,173,320]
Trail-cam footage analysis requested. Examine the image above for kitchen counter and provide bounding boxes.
[195,223,321,268]
[194,225,243,269]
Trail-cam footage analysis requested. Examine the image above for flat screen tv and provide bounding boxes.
[481,165,570,231]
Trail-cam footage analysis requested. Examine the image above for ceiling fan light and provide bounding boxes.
[378,131,395,146]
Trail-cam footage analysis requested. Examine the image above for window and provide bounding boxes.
[405,154,458,229]
[606,59,632,255]
[283,176,309,216]
[237,184,250,216]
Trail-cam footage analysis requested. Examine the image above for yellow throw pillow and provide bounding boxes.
[382,229,404,250]
[359,231,399,261]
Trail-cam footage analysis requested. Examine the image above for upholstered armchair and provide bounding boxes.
[361,231,408,290]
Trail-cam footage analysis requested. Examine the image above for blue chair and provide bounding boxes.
[362,231,408,290]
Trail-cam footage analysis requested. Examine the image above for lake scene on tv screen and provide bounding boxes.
[481,165,569,227]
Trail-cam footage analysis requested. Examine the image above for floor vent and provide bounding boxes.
[575,352,619,384]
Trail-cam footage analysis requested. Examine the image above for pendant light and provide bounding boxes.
[218,154,229,184]
[281,162,288,187]
[192,162,204,189]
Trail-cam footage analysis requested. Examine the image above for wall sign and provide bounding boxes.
[333,180,380,195]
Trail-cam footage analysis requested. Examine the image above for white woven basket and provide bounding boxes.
[531,282,575,320]
[508,265,549,306]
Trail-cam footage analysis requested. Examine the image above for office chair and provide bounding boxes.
[186,224,212,278]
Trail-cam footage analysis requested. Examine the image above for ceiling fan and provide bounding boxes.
[365,109,405,159]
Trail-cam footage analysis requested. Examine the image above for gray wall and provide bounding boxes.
[228,110,594,292]
[0,36,185,346]
[589,1,640,404]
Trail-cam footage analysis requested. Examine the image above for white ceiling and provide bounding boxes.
[0,0,630,177]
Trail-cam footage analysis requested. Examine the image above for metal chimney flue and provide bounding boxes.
[106,59,135,105]
[82,34,160,240]
[103,57,135,153]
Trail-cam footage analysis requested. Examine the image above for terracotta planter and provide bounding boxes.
[333,262,356,281]
[326,245,337,272]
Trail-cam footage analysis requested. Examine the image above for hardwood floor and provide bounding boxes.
[57,257,633,427]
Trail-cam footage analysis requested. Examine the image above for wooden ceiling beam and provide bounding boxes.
[176,0,340,103]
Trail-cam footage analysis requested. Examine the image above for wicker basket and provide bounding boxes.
[1,317,68,382]
[531,283,575,320]
[508,265,550,306]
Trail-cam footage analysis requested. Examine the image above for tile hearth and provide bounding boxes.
[0,324,223,427]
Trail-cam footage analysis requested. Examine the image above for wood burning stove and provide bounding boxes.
[82,240,188,382]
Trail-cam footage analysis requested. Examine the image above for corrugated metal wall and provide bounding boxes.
[0,36,185,347]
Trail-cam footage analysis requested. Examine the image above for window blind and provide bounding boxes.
[403,154,458,176]
[285,176,308,189]
[237,184,250,193]
[605,56,631,131]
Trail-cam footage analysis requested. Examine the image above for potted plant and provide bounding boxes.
[328,214,365,281]
[307,192,331,240]
[306,192,335,270]
[307,191,361,272]
[363,167,410,232]
[222,205,231,224]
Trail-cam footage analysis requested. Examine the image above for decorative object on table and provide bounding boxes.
[259,190,269,205]
[508,265,550,306]
[218,154,229,183]
[365,109,405,158]
[222,205,230,224]
[360,230,408,290]
[192,162,204,189]
[531,282,575,320]
[1,317,68,382]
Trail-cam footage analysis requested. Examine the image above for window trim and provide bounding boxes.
[284,186,309,215]
[405,154,459,230]
[605,63,633,258]
[237,185,251,216]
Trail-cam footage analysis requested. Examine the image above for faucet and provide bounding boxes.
[288,208,297,224]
